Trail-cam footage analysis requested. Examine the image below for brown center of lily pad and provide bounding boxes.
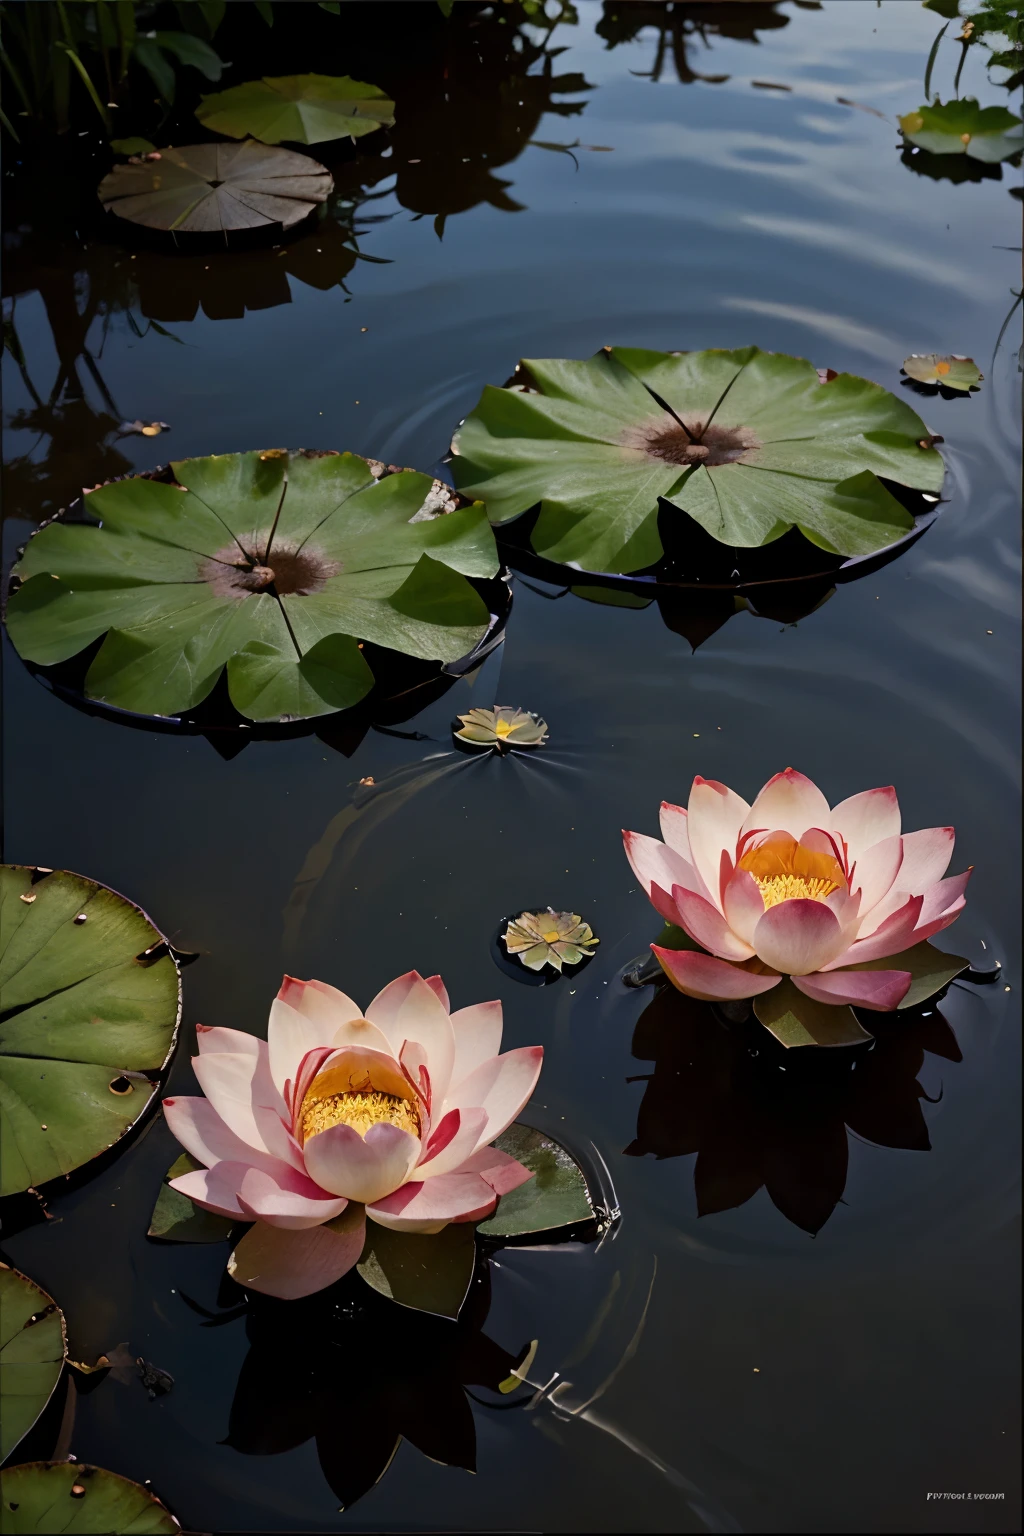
[201,536,339,598]
[626,417,761,468]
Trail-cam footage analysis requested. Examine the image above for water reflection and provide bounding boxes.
[596,0,804,84]
[350,3,592,237]
[625,985,962,1235]
[225,1268,532,1512]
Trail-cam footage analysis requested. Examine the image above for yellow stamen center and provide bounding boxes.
[936,360,951,375]
[299,1088,421,1143]
[752,873,841,910]
[738,835,844,910]
[542,929,560,943]
[494,717,514,737]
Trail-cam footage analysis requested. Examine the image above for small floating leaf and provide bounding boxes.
[0,1463,179,1533]
[0,866,180,1196]
[357,1221,476,1319]
[478,1124,595,1238]
[0,1265,67,1460]
[196,73,395,146]
[753,979,873,1049]
[902,353,983,391]
[109,136,157,156]
[98,140,333,233]
[454,705,548,751]
[898,98,1023,161]
[147,1153,235,1243]
[503,909,599,972]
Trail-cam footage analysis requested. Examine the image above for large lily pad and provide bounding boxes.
[97,141,333,234]
[0,866,180,1196]
[899,99,1023,161]
[0,1265,67,1461]
[0,1463,179,1534]
[196,74,395,145]
[450,347,945,574]
[6,453,500,725]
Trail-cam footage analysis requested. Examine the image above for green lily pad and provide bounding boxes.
[899,99,1023,161]
[0,866,180,1197]
[196,73,395,146]
[902,354,983,391]
[0,1463,179,1534]
[477,1123,595,1237]
[6,453,499,725]
[147,1153,235,1243]
[0,1266,67,1461]
[109,137,157,157]
[98,141,333,234]
[836,939,969,1011]
[357,1220,476,1319]
[753,979,873,1049]
[451,347,944,575]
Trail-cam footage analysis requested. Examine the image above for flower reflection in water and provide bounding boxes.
[625,985,962,1235]
[225,1266,533,1511]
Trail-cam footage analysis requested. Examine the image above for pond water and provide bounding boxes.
[2,2,1020,1532]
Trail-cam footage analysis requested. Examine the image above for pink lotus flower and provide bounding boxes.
[163,972,543,1300]
[624,769,969,1011]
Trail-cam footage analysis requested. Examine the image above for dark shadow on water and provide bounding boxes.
[224,1265,531,1512]
[625,985,962,1235]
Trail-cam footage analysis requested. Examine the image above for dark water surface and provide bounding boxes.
[2,3,1020,1532]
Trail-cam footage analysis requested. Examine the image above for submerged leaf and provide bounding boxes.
[0,1265,67,1461]
[6,452,499,725]
[0,866,180,1196]
[451,347,943,574]
[196,73,395,146]
[902,353,983,391]
[503,908,599,972]
[0,1463,179,1534]
[454,705,548,751]
[98,140,333,233]
[899,98,1023,161]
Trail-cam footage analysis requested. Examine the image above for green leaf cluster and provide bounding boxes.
[148,1121,597,1317]
[899,97,1023,160]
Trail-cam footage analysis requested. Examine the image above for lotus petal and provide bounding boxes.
[829,785,900,863]
[448,1001,503,1093]
[687,777,751,905]
[442,1046,543,1150]
[672,885,756,960]
[752,899,846,976]
[741,769,831,843]
[302,1120,420,1204]
[366,1170,499,1233]
[792,968,912,1011]
[652,945,781,1001]
[228,1207,366,1299]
